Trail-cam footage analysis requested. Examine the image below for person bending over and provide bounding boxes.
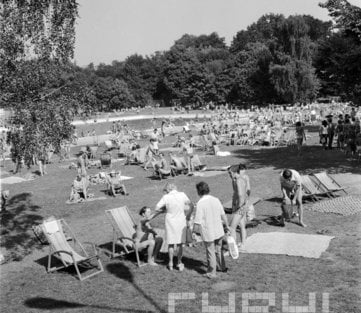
[280,169,306,227]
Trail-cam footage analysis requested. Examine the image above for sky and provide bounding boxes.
[74,0,334,67]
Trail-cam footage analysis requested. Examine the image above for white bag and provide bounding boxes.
[247,204,256,221]
[226,235,239,259]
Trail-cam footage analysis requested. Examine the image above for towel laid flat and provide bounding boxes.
[243,232,334,259]
[66,196,107,205]
[193,171,226,177]
[0,176,34,185]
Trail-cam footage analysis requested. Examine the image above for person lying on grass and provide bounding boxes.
[135,206,164,264]
[69,174,89,202]
[106,170,129,196]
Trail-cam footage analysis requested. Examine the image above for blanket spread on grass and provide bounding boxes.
[66,196,107,205]
[243,232,334,259]
[0,176,35,185]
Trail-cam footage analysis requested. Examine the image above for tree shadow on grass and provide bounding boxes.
[0,192,43,261]
[107,263,167,313]
[232,145,361,175]
[24,297,156,312]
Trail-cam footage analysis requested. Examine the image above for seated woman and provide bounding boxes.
[154,153,172,180]
[107,170,129,196]
[69,174,89,202]
[169,152,188,175]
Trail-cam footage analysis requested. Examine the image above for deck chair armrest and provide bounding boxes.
[50,250,76,262]
[82,242,100,255]
[118,236,135,244]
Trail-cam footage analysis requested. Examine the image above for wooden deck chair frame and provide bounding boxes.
[191,154,207,171]
[311,172,347,195]
[41,219,104,281]
[300,175,331,201]
[170,156,188,175]
[105,206,146,267]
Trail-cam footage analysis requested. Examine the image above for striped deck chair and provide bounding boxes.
[137,148,147,164]
[118,143,131,157]
[41,219,103,281]
[191,154,207,171]
[300,175,331,201]
[105,206,146,267]
[311,172,347,195]
[170,156,188,175]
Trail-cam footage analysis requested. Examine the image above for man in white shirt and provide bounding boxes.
[193,181,230,279]
[280,169,306,227]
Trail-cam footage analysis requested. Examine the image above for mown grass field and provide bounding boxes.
[1,116,360,313]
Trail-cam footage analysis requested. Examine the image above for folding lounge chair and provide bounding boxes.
[311,172,347,195]
[137,147,147,164]
[105,206,146,267]
[191,154,207,171]
[300,175,331,201]
[170,156,188,175]
[41,219,104,281]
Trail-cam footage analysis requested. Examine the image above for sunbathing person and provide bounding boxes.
[135,206,164,263]
[169,152,188,175]
[69,174,89,202]
[180,137,194,174]
[154,153,172,179]
[107,170,129,196]
[144,139,158,170]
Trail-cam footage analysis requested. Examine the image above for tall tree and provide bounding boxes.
[0,0,79,168]
[320,0,361,39]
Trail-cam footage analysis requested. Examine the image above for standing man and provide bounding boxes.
[193,181,230,279]
[326,115,335,150]
[280,169,306,227]
[228,163,250,252]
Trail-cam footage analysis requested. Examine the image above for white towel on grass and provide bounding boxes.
[243,232,334,259]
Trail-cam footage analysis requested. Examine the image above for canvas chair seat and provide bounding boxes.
[300,175,332,201]
[105,206,147,267]
[191,154,207,171]
[41,219,103,281]
[311,172,347,195]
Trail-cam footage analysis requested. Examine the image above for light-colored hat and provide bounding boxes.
[109,170,117,175]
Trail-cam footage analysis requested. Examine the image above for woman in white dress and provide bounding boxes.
[150,183,194,271]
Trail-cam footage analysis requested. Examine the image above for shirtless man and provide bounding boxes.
[228,163,250,252]
[280,169,306,227]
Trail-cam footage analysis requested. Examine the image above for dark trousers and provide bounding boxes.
[153,237,163,259]
[328,134,334,149]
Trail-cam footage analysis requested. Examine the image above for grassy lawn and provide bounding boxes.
[1,124,360,313]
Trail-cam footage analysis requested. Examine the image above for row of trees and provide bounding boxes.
[63,4,360,111]
[0,0,360,167]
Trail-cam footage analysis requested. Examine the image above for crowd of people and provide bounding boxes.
[127,162,306,279]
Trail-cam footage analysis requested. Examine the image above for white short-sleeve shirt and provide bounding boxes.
[194,195,225,242]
